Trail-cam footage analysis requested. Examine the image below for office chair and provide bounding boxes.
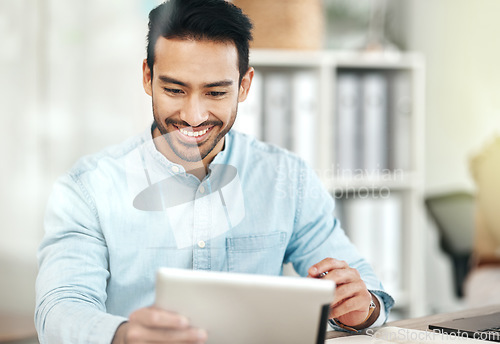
[425,192,475,298]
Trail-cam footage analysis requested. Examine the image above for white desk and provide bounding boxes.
[326,305,500,340]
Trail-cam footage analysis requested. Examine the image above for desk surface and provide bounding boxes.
[326,305,500,339]
[0,313,37,343]
[2,306,500,342]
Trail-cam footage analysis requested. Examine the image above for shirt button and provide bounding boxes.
[199,186,205,194]
[198,241,206,248]
[171,166,180,173]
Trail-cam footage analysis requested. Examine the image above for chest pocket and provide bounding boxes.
[226,232,287,275]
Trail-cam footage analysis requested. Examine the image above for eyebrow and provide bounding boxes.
[158,75,233,88]
[158,75,187,87]
[204,80,233,88]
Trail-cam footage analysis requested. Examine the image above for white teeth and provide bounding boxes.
[179,128,209,137]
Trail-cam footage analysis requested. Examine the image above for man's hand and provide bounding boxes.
[112,306,207,344]
[308,258,376,328]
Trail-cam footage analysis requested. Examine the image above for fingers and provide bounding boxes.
[307,258,374,326]
[307,258,348,278]
[125,307,208,344]
[331,280,369,308]
[324,266,361,286]
[331,284,371,314]
[329,293,371,327]
[328,271,371,324]
[130,306,189,329]
[308,258,360,288]
[125,325,207,343]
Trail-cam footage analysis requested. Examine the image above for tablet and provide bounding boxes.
[155,268,335,344]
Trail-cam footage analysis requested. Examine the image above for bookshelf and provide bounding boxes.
[237,49,426,318]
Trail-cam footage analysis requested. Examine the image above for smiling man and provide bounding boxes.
[35,1,393,343]
[145,38,249,179]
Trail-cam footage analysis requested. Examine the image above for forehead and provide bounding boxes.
[153,37,240,83]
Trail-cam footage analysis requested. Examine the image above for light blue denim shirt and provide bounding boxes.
[35,127,394,343]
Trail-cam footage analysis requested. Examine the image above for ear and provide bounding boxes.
[238,67,254,103]
[142,59,153,96]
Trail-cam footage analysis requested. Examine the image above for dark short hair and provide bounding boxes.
[146,0,253,83]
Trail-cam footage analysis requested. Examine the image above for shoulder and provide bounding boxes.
[226,130,315,188]
[66,133,144,182]
[228,130,305,166]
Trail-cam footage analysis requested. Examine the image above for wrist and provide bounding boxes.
[357,292,381,328]
[112,322,129,344]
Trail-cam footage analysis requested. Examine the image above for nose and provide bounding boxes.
[180,95,209,127]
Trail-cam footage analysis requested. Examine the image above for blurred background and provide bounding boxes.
[1,0,500,342]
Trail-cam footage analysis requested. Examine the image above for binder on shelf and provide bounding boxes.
[343,197,376,266]
[362,72,389,173]
[373,195,402,296]
[233,70,263,139]
[263,71,292,150]
[343,195,402,297]
[389,71,412,171]
[292,70,318,167]
[335,72,362,174]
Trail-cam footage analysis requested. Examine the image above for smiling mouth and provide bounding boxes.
[173,125,214,143]
[178,127,210,137]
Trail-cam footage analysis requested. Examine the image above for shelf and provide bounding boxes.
[249,49,325,66]
[244,49,426,318]
[332,50,425,69]
[249,49,425,69]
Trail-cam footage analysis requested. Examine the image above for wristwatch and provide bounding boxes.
[332,295,377,332]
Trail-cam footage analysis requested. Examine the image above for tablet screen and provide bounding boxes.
[155,268,335,344]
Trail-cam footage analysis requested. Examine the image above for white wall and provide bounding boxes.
[403,0,500,192]
[0,0,159,315]
[402,0,500,314]
[0,0,44,314]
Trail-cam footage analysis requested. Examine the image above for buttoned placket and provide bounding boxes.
[193,179,211,270]
[141,136,214,269]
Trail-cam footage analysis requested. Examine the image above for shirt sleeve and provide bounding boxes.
[35,173,127,344]
[283,160,394,329]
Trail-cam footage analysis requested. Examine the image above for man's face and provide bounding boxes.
[143,37,252,163]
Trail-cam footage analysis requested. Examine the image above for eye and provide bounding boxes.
[164,88,184,95]
[207,91,227,97]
